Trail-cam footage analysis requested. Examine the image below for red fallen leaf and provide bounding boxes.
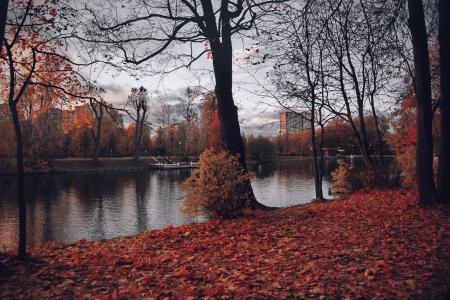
[110,288,119,300]
[127,282,139,294]
[71,255,80,265]
[364,268,376,280]
[172,266,190,277]
[203,287,216,297]
[1,189,449,299]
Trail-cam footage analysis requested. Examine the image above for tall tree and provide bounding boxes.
[438,0,450,203]
[82,0,285,209]
[177,87,200,156]
[1,0,88,259]
[267,1,332,200]
[127,86,150,159]
[407,0,438,205]
[89,87,106,161]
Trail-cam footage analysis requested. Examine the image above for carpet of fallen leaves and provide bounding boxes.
[1,189,449,299]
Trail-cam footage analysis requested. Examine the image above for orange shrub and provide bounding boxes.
[180,149,254,218]
[331,159,353,195]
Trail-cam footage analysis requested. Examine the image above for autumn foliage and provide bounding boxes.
[180,149,254,218]
[200,93,221,149]
[386,82,440,187]
[331,159,353,194]
[0,189,449,299]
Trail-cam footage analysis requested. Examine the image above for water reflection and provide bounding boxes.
[0,159,341,248]
[248,159,336,207]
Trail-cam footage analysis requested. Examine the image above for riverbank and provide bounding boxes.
[1,189,449,299]
[0,157,199,175]
[0,155,355,175]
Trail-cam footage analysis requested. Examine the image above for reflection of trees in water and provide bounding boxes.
[251,160,333,180]
[134,172,150,231]
[145,169,193,226]
[250,158,391,182]
[67,173,133,207]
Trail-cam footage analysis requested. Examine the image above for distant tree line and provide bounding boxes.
[0,88,223,162]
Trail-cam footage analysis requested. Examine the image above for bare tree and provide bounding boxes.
[127,86,150,159]
[81,0,287,209]
[89,86,106,161]
[1,0,93,259]
[266,0,334,200]
[156,103,174,156]
[261,0,402,172]
[177,87,200,124]
[177,86,200,156]
[322,0,403,169]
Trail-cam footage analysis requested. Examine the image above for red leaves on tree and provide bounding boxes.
[200,92,221,149]
[0,189,449,299]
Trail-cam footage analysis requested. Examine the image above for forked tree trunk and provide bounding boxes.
[407,0,438,205]
[8,101,27,260]
[438,0,450,203]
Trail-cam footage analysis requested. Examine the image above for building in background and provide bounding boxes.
[279,111,311,134]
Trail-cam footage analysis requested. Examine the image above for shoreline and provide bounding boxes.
[0,155,385,176]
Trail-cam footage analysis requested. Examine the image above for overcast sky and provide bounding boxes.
[70,1,282,136]
[90,45,281,136]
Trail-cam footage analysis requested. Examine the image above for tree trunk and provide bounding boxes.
[8,101,27,260]
[134,113,141,159]
[319,122,325,199]
[337,60,375,169]
[310,99,323,201]
[407,0,438,205]
[0,0,8,53]
[439,0,450,203]
[91,101,104,162]
[212,48,247,167]
[93,116,102,161]
[357,106,375,169]
[211,41,269,209]
[139,110,147,156]
[369,96,385,168]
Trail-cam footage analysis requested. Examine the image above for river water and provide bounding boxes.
[0,159,344,248]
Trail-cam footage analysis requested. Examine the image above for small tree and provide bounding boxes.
[331,159,353,195]
[180,149,254,219]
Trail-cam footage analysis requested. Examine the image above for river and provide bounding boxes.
[0,158,348,248]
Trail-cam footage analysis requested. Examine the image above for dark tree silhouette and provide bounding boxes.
[89,87,106,161]
[82,0,286,209]
[266,1,334,200]
[438,0,450,203]
[2,0,106,259]
[407,0,438,205]
[127,87,150,159]
[0,0,8,52]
